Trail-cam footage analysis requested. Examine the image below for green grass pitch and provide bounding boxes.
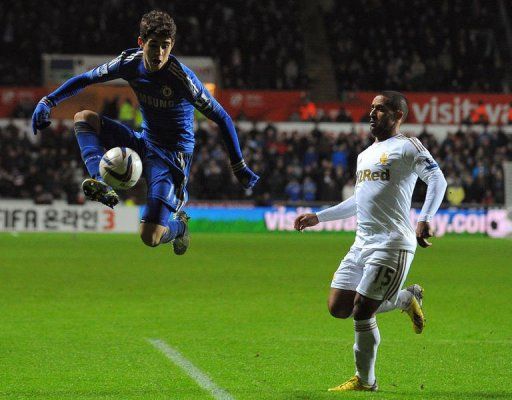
[0,232,511,399]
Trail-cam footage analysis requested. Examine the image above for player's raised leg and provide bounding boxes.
[374,279,425,333]
[369,256,425,333]
[74,110,119,208]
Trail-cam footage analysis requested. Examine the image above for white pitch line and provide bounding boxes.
[147,338,235,400]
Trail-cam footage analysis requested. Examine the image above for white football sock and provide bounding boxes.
[353,317,380,385]
[376,289,413,314]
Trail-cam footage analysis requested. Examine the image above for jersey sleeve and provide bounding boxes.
[316,195,357,222]
[88,52,128,82]
[403,137,439,180]
[403,137,447,222]
[171,61,244,163]
[46,51,133,106]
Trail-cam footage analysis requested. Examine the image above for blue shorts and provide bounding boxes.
[100,116,192,226]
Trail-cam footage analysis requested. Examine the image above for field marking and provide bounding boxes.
[147,338,235,400]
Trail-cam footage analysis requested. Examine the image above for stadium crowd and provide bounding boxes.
[2,0,509,94]
[324,0,507,94]
[0,120,509,206]
[0,0,306,90]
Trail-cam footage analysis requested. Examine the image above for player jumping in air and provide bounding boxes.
[294,92,447,391]
[31,10,259,254]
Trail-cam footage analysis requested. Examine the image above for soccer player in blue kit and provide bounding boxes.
[31,10,259,255]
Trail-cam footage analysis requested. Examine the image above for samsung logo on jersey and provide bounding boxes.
[357,169,390,183]
[136,91,175,108]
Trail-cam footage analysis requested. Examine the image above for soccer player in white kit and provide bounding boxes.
[294,92,447,392]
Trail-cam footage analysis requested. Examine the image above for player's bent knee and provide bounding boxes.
[328,303,353,319]
[352,298,379,320]
[74,110,100,132]
[139,223,165,247]
[140,232,160,247]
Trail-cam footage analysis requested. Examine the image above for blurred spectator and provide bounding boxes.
[10,98,36,118]
[302,176,317,201]
[331,144,348,169]
[285,178,301,201]
[446,177,465,206]
[118,99,135,128]
[470,100,489,125]
[336,107,354,123]
[303,146,318,167]
[100,96,120,119]
[299,95,317,121]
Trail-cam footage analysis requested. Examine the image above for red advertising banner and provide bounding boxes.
[216,90,304,121]
[2,86,510,124]
[344,92,512,125]
[0,87,48,117]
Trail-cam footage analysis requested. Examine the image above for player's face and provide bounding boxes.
[138,35,174,72]
[369,95,400,140]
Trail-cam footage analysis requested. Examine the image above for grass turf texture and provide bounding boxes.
[0,232,511,400]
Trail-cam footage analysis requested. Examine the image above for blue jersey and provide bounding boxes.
[46,48,243,161]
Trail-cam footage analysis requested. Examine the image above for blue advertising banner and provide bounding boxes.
[185,206,512,238]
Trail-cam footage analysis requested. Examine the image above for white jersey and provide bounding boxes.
[353,134,440,252]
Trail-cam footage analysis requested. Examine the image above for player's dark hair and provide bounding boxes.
[380,91,408,122]
[140,10,176,41]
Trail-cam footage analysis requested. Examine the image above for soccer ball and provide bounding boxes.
[99,147,142,190]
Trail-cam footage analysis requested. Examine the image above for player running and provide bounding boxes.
[31,10,259,254]
[294,91,447,391]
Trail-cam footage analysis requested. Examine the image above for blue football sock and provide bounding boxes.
[74,121,104,180]
[159,220,186,244]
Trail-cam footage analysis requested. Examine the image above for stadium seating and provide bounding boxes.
[0,0,306,89]
[323,0,506,94]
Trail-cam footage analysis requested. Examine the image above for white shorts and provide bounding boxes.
[331,245,414,301]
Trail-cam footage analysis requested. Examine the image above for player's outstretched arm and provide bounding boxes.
[317,196,357,222]
[32,73,98,135]
[32,53,126,135]
[295,196,357,232]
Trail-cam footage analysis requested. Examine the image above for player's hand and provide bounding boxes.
[31,97,53,135]
[294,213,319,232]
[416,221,433,248]
[232,161,260,189]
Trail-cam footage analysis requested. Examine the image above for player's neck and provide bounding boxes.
[374,133,397,143]
[374,128,400,143]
